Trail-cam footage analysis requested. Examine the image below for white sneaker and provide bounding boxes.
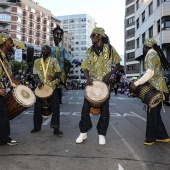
[76,133,87,143]
[99,135,106,145]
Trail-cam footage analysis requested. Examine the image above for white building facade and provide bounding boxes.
[135,0,170,76]
[57,14,96,82]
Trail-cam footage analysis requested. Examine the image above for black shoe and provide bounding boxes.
[31,128,41,133]
[7,138,17,146]
[53,128,63,136]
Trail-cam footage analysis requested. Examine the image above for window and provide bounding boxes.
[126,28,135,36]
[81,35,86,39]
[127,65,136,71]
[127,52,134,59]
[136,38,139,48]
[17,16,22,23]
[126,40,135,48]
[127,17,134,25]
[69,19,74,23]
[136,0,139,10]
[17,8,22,15]
[40,12,42,16]
[76,42,79,44]
[149,26,153,37]
[81,18,86,22]
[142,11,145,22]
[81,24,86,28]
[16,34,22,41]
[63,25,68,29]
[81,47,87,50]
[136,18,139,29]
[81,41,86,45]
[157,20,160,33]
[167,47,170,63]
[149,2,153,16]
[25,5,28,10]
[165,20,170,29]
[126,5,135,14]
[63,19,68,24]
[31,8,35,13]
[142,32,145,43]
[69,25,74,29]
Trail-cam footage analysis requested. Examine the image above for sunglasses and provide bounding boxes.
[90,33,98,38]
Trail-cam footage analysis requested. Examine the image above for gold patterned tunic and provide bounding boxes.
[145,49,168,93]
[81,44,122,81]
[33,57,61,89]
[0,51,12,78]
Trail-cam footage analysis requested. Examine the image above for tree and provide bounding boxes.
[10,60,28,73]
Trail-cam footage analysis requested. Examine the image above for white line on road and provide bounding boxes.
[111,124,147,170]
[130,111,146,122]
[69,97,73,100]
[42,117,51,125]
[118,164,125,170]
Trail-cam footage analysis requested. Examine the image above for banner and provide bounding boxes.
[14,49,22,62]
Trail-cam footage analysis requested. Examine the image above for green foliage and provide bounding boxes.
[10,60,28,73]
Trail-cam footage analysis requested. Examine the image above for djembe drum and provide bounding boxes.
[85,81,109,115]
[34,84,53,118]
[133,82,163,108]
[5,85,36,120]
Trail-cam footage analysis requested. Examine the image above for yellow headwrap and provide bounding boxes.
[92,27,106,37]
[144,38,157,48]
[0,32,11,45]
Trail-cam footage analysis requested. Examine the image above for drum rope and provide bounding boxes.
[41,57,51,83]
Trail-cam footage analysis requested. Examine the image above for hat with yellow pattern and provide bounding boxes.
[0,32,11,45]
[144,38,157,48]
[41,43,51,49]
[92,27,106,37]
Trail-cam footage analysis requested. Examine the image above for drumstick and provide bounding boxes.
[0,53,13,85]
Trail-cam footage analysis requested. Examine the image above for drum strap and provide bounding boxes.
[41,58,51,83]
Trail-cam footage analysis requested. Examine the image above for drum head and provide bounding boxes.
[85,81,109,102]
[35,84,53,98]
[13,85,36,107]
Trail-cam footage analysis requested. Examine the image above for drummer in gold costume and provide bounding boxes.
[31,44,63,136]
[130,38,170,145]
[0,32,20,146]
[76,27,122,145]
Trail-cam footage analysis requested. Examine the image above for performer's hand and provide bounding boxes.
[0,88,6,96]
[86,79,93,86]
[103,73,111,84]
[47,75,53,81]
[38,82,44,89]
[129,83,137,92]
[11,82,17,87]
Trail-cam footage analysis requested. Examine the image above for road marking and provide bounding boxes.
[110,113,121,116]
[42,117,51,125]
[130,111,146,122]
[69,97,73,100]
[118,164,125,170]
[111,125,147,170]
[23,111,33,115]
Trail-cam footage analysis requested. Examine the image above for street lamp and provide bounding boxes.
[160,0,163,49]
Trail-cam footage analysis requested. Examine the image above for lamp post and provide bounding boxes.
[160,0,163,49]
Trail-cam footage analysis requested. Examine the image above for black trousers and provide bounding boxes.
[33,88,60,130]
[58,87,62,103]
[146,103,169,142]
[0,96,10,145]
[79,97,110,136]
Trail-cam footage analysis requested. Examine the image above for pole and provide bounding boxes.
[160,0,163,49]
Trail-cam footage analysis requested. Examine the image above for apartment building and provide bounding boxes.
[57,14,96,81]
[0,0,64,61]
[125,0,140,78]
[135,0,170,77]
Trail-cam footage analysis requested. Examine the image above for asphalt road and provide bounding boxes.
[0,90,170,170]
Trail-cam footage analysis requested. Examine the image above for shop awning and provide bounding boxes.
[13,40,25,50]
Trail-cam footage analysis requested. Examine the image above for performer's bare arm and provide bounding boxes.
[84,69,93,86]
[103,63,120,84]
[48,72,61,81]
[34,74,43,89]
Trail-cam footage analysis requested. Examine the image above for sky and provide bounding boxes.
[35,0,125,64]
